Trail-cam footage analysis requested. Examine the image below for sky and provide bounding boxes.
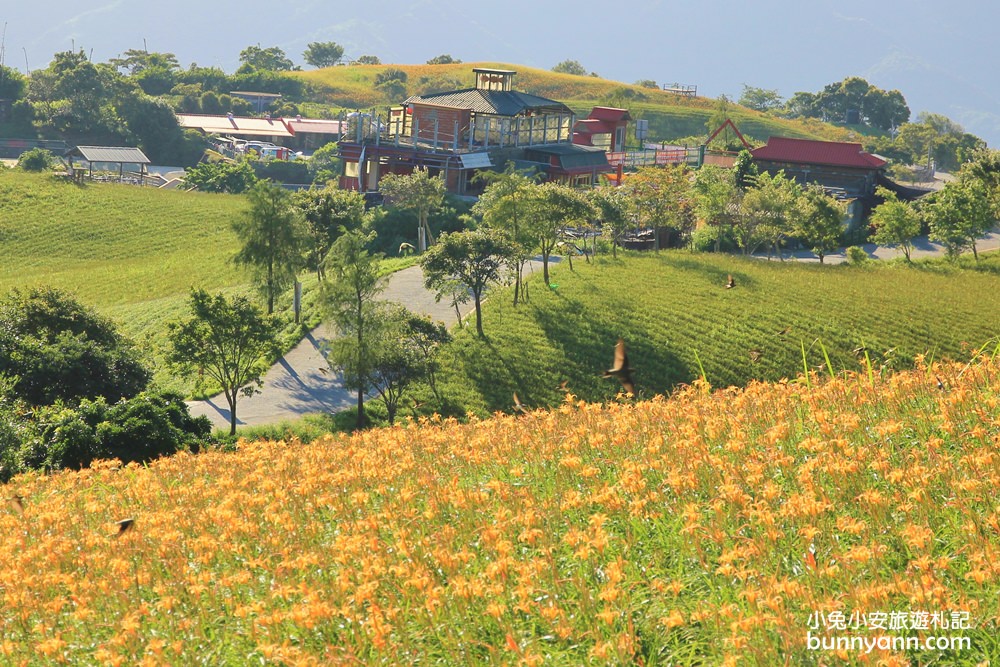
[3,0,999,145]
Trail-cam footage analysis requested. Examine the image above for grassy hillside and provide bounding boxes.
[0,171,248,391]
[421,251,1000,417]
[2,358,997,664]
[296,61,857,145]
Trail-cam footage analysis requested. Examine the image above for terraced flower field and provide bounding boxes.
[2,356,998,664]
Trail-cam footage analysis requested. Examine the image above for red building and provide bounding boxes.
[750,136,887,200]
[336,68,611,195]
[572,106,631,153]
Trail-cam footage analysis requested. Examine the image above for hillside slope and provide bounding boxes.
[425,251,1000,417]
[296,61,857,145]
[0,171,248,390]
[2,358,997,664]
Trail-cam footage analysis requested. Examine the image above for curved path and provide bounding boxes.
[189,227,1000,431]
[186,261,545,430]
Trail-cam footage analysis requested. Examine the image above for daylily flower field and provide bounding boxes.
[2,358,998,665]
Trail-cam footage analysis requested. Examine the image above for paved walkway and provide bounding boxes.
[186,262,545,430]
[753,228,1000,264]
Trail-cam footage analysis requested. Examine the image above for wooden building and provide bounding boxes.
[336,68,611,195]
[751,136,887,200]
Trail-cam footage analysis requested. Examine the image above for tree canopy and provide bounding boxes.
[167,290,279,435]
[0,287,150,406]
[238,45,298,72]
[232,181,310,314]
[303,42,345,68]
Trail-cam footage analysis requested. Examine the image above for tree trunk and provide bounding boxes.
[542,251,550,286]
[474,294,484,337]
[356,295,365,428]
[226,391,238,436]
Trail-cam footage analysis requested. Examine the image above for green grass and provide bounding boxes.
[419,251,1000,417]
[0,171,249,392]
[0,170,422,396]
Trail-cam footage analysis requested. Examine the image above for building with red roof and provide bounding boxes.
[572,107,631,152]
[336,68,611,196]
[750,136,887,200]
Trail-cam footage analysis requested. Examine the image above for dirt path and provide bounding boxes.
[186,261,544,430]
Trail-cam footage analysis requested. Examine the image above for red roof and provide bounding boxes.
[751,137,886,170]
[587,106,631,123]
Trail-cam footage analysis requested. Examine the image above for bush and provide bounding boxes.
[251,158,310,184]
[17,148,55,172]
[182,159,259,193]
[846,245,870,265]
[0,287,150,406]
[3,392,210,479]
[690,224,739,253]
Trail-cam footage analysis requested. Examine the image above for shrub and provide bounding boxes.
[846,245,870,265]
[5,392,210,478]
[0,287,150,406]
[17,148,55,172]
[251,158,310,184]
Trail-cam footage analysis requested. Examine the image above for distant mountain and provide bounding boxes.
[2,0,998,145]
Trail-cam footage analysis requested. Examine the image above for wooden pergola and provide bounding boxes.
[64,146,152,183]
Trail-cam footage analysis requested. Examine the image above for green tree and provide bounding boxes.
[521,183,594,286]
[0,64,27,101]
[307,142,342,184]
[303,42,345,68]
[109,49,181,75]
[924,178,994,261]
[693,165,741,252]
[793,185,846,264]
[374,67,408,100]
[167,289,279,435]
[552,60,588,76]
[379,167,446,252]
[292,185,367,281]
[426,54,461,65]
[622,165,695,250]
[321,230,385,428]
[0,287,150,407]
[588,186,631,258]
[364,304,451,424]
[17,148,55,172]
[739,85,783,112]
[869,187,921,261]
[28,49,122,137]
[782,91,818,118]
[183,160,259,193]
[115,94,188,163]
[232,181,310,314]
[741,171,800,257]
[422,229,514,337]
[863,88,910,131]
[109,49,181,95]
[355,55,381,65]
[238,45,298,72]
[473,167,539,304]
